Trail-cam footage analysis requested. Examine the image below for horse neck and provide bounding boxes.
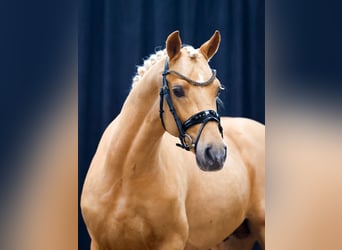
[108,62,165,176]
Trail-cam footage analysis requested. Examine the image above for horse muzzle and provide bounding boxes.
[196,143,227,171]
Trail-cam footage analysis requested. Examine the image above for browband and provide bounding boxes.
[166,69,217,86]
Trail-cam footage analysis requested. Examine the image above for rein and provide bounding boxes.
[159,59,223,151]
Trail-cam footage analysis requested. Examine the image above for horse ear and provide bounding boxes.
[166,31,182,61]
[200,30,221,61]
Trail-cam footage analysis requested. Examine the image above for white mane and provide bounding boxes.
[131,46,199,88]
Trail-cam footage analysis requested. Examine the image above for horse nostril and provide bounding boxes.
[198,144,226,171]
[204,145,214,161]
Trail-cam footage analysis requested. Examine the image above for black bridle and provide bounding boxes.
[159,59,223,151]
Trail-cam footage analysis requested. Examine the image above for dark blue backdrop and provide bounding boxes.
[79,0,264,248]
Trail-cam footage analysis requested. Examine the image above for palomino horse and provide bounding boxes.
[81,31,265,250]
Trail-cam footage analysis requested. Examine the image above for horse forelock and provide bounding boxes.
[183,45,199,59]
[131,46,199,89]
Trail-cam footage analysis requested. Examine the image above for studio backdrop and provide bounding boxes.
[79,0,264,248]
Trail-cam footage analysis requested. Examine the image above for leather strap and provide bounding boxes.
[166,69,216,86]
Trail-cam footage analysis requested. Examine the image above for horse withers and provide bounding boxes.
[81,31,265,250]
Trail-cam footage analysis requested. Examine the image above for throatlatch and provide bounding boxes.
[159,59,223,151]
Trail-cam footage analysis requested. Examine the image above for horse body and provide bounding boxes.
[81,31,264,249]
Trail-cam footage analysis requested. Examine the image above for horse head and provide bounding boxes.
[161,31,227,171]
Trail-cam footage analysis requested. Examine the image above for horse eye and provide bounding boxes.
[172,86,185,98]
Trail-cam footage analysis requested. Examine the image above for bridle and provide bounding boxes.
[159,59,223,151]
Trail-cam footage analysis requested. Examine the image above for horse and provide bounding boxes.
[81,31,265,250]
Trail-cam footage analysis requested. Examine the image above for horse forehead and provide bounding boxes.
[178,56,212,79]
[189,65,215,83]
[192,71,207,82]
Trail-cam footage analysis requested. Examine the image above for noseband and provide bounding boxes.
[159,59,223,151]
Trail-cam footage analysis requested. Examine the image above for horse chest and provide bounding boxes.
[185,163,251,247]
